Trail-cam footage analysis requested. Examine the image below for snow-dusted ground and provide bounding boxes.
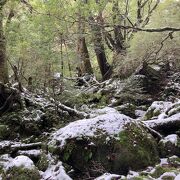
[41,162,72,180]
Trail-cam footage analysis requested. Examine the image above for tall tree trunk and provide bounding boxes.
[77,12,93,75]
[112,0,126,54]
[0,3,8,84]
[89,13,111,80]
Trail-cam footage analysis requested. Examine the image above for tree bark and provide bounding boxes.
[89,14,111,80]
[0,4,8,84]
[77,12,93,75]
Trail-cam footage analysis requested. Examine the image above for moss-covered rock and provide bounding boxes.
[158,134,180,157]
[142,101,172,121]
[48,111,159,175]
[2,155,40,180]
[2,166,40,180]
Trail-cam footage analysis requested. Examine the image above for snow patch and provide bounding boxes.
[95,173,120,180]
[41,161,72,180]
[158,172,176,180]
[175,173,180,180]
[161,134,178,146]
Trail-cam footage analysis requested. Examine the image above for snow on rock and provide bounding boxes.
[161,134,178,146]
[41,161,72,180]
[160,158,168,166]
[126,171,139,179]
[143,101,172,120]
[144,113,180,129]
[0,154,13,169]
[95,173,121,180]
[6,155,35,170]
[175,173,180,180]
[90,107,118,117]
[49,111,132,148]
[135,110,146,118]
[158,172,176,180]
[18,150,41,157]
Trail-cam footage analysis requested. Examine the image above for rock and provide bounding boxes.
[135,62,165,94]
[17,149,41,163]
[143,101,172,121]
[125,75,148,94]
[145,113,180,136]
[115,103,136,118]
[175,173,180,180]
[111,92,152,107]
[48,110,159,175]
[41,161,72,180]
[2,155,40,180]
[158,134,180,157]
[168,155,180,167]
[158,172,176,180]
[161,72,180,101]
[95,173,120,180]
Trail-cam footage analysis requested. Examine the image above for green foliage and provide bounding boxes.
[2,166,40,180]
[1,0,179,86]
[36,153,49,172]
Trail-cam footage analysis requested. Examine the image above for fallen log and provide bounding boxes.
[0,141,42,155]
[58,103,89,119]
[144,113,180,135]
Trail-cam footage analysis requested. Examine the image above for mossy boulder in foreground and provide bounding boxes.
[48,108,159,175]
[2,155,40,180]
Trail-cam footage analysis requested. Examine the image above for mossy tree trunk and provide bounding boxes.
[0,1,8,84]
[77,12,93,75]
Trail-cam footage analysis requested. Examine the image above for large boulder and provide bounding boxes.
[48,109,159,175]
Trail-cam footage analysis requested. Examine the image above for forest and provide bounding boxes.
[0,0,179,179]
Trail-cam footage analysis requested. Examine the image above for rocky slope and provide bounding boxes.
[0,63,179,179]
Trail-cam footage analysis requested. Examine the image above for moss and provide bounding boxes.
[114,123,159,172]
[58,91,109,109]
[151,166,166,178]
[150,166,177,178]
[133,176,148,180]
[36,153,49,171]
[0,124,10,140]
[2,166,40,180]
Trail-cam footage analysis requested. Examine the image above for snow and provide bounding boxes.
[149,101,172,117]
[95,173,120,180]
[158,172,176,180]
[160,158,168,166]
[18,150,41,157]
[0,154,13,170]
[135,110,146,117]
[92,107,118,116]
[126,170,139,179]
[145,113,180,128]
[6,155,35,170]
[161,134,178,146]
[41,161,72,180]
[49,111,132,148]
[175,174,180,180]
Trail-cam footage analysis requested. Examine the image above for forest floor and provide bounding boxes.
[0,62,179,180]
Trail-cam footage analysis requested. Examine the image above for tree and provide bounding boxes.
[77,7,93,75]
[0,0,8,83]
